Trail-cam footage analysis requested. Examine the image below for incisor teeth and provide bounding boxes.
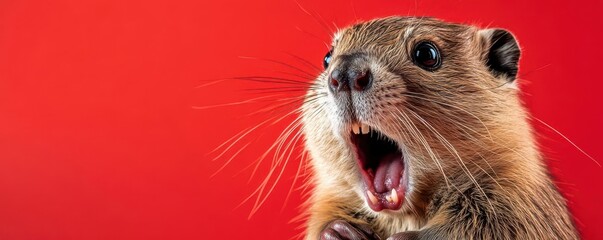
[366,190,378,205]
[391,189,399,204]
[385,195,392,203]
[352,123,360,134]
[361,123,370,134]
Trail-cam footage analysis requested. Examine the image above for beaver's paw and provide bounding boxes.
[320,220,380,240]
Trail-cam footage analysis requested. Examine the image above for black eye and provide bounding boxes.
[412,42,441,71]
[323,50,333,69]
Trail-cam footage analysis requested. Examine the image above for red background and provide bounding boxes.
[1,0,602,239]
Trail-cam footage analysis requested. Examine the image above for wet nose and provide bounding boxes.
[329,68,373,93]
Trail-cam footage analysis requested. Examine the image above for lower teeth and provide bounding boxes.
[366,190,378,204]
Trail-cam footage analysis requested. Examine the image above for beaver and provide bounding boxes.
[299,17,578,239]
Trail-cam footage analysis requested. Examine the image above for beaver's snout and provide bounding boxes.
[328,53,373,94]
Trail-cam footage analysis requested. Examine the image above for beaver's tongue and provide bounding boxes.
[361,152,405,211]
[351,124,405,212]
[373,153,403,193]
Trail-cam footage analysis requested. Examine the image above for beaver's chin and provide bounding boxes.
[349,122,406,212]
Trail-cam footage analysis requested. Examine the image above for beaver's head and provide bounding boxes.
[302,17,522,213]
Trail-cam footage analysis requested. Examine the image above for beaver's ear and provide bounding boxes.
[479,29,521,81]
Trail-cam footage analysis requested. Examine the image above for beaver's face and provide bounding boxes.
[302,17,520,213]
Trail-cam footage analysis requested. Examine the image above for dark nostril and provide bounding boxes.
[330,78,339,88]
[353,69,372,91]
[329,69,345,92]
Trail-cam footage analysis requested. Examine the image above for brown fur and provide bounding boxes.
[300,17,578,239]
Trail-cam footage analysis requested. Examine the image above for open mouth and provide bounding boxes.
[350,122,405,212]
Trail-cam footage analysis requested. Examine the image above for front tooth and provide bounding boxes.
[366,190,378,205]
[352,123,360,134]
[385,195,392,203]
[361,123,370,134]
[391,189,399,204]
